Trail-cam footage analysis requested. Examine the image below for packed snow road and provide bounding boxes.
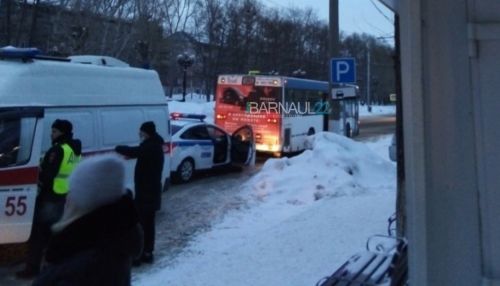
[0,163,263,286]
[131,159,266,277]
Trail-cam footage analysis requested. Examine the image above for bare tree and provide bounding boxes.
[160,0,197,35]
[192,0,229,98]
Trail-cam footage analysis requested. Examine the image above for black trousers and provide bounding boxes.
[26,198,65,272]
[137,209,156,254]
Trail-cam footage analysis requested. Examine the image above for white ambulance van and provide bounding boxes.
[0,47,171,244]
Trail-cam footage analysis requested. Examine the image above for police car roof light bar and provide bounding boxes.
[170,113,206,121]
[0,46,70,62]
[0,46,41,58]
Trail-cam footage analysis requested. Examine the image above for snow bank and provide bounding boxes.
[248,132,395,206]
[359,104,395,117]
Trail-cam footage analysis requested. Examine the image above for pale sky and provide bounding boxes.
[262,0,394,42]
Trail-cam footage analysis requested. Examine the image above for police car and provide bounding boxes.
[170,113,255,183]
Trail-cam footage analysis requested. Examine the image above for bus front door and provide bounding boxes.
[0,108,44,244]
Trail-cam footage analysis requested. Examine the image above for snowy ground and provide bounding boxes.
[134,132,396,286]
[131,97,397,285]
[359,104,396,117]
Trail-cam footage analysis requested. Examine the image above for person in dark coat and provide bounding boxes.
[115,121,164,265]
[32,154,143,286]
[17,119,82,279]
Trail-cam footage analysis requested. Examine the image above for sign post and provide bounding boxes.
[329,57,357,134]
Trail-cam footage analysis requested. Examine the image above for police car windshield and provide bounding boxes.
[171,124,183,135]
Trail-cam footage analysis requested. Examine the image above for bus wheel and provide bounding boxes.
[307,127,315,136]
[174,158,194,183]
[345,124,352,138]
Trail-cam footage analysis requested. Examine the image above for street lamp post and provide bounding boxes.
[177,52,195,102]
[135,40,150,69]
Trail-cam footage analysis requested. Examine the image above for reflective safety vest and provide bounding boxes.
[53,144,81,195]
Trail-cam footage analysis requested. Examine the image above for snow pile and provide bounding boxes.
[135,134,396,286]
[248,132,395,206]
[167,100,215,123]
[364,135,394,161]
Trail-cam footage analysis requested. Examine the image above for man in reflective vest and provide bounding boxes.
[17,119,82,279]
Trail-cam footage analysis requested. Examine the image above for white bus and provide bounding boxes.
[216,75,337,155]
[215,75,361,155]
[0,47,171,244]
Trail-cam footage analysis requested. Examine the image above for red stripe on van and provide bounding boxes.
[83,149,115,156]
[0,167,38,186]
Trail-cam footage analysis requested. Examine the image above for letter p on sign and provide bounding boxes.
[330,58,356,84]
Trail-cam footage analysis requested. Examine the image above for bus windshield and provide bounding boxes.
[218,85,280,110]
[247,86,280,104]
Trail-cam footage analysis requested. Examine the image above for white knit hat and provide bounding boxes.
[52,154,127,232]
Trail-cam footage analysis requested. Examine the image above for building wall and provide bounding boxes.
[401,0,500,284]
[469,0,500,281]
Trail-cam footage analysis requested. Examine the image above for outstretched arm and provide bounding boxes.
[115,145,140,158]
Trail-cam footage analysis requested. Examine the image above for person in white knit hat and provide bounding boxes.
[32,154,143,286]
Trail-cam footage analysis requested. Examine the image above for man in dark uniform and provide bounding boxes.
[115,121,164,266]
[17,119,82,279]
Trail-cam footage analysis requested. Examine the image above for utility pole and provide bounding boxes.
[366,44,372,112]
[329,0,339,57]
[394,14,405,237]
[328,0,340,132]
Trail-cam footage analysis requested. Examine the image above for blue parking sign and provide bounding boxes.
[330,58,356,84]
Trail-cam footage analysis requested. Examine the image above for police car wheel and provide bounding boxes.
[176,159,194,183]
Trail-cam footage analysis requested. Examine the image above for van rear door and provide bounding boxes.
[0,108,44,243]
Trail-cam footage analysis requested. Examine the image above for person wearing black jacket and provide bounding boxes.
[115,121,164,265]
[32,154,143,286]
[17,119,82,279]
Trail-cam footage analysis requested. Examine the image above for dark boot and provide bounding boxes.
[132,258,142,267]
[141,252,154,264]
